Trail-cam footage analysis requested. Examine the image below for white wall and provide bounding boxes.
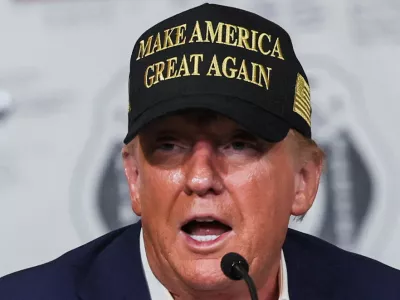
[1,0,400,277]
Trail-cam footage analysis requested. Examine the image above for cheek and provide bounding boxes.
[226,160,296,263]
[138,166,185,219]
[137,167,186,255]
[226,160,295,222]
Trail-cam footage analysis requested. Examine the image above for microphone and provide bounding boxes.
[220,252,258,300]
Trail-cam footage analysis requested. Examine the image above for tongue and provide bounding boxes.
[186,221,231,236]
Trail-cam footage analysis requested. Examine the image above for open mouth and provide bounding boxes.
[181,218,232,242]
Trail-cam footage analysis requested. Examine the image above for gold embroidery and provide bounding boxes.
[190,54,204,75]
[251,63,272,89]
[206,54,223,77]
[165,57,178,80]
[258,33,272,55]
[204,21,225,44]
[144,53,274,90]
[174,24,187,46]
[206,55,272,89]
[250,29,259,52]
[221,56,237,78]
[271,37,284,60]
[176,54,191,77]
[151,33,163,56]
[293,73,311,126]
[237,59,251,83]
[189,21,204,43]
[224,23,238,46]
[163,27,175,49]
[145,54,202,88]
[144,64,155,88]
[136,21,285,61]
[237,26,250,49]
[137,35,153,60]
[153,61,166,84]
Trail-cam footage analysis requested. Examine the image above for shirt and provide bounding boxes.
[140,229,290,299]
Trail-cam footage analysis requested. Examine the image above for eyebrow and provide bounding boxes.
[149,130,192,142]
[230,129,260,141]
[153,133,182,141]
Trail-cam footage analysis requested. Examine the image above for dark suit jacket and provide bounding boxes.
[1,221,399,299]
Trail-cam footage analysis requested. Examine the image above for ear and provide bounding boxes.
[122,145,142,217]
[291,156,323,216]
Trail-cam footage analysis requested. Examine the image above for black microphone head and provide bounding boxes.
[221,252,250,280]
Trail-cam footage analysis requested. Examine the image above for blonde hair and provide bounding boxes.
[288,129,325,167]
[288,129,325,221]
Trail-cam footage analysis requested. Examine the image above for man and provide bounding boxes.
[1,3,399,300]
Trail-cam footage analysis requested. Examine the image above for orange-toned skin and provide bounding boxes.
[123,110,323,300]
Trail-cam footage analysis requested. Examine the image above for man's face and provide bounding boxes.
[123,110,318,295]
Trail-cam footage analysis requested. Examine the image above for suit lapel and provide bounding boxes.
[283,229,337,300]
[77,222,151,300]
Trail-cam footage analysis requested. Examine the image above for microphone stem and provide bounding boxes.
[233,265,259,300]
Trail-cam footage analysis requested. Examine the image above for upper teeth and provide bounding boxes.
[195,218,215,222]
[190,235,219,242]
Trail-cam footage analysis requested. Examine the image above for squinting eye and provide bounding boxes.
[230,141,253,151]
[158,143,176,151]
[231,142,246,150]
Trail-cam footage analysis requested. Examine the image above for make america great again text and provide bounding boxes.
[136,21,285,90]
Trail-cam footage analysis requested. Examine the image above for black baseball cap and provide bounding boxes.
[124,3,311,145]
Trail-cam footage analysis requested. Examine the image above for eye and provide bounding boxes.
[156,142,185,153]
[154,137,188,153]
[158,142,177,151]
[229,140,255,151]
[227,140,255,151]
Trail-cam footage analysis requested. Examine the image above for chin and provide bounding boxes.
[178,259,232,291]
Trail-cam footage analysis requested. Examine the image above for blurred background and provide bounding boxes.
[1,0,400,277]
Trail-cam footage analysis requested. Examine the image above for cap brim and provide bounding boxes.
[123,95,290,144]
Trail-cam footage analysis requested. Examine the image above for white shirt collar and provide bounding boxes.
[140,229,289,299]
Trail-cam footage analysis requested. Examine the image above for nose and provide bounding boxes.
[184,141,224,197]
